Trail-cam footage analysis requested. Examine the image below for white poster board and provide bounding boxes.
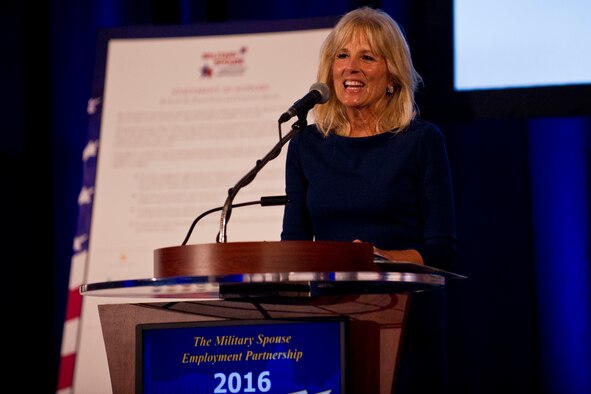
[70,22,332,393]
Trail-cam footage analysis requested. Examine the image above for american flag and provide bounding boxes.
[56,97,101,393]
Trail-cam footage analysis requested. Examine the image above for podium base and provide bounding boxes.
[99,293,408,394]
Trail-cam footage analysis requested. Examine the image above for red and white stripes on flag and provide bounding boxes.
[56,98,101,393]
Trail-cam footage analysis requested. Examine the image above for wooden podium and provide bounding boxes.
[82,241,458,393]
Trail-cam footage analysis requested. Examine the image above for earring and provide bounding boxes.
[386,86,394,95]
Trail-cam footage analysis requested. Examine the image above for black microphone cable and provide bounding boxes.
[181,195,288,246]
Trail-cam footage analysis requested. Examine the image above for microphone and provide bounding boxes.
[278,82,330,123]
[218,91,316,243]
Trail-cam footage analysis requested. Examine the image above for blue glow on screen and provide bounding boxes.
[454,0,591,90]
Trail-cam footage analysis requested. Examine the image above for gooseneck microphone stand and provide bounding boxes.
[216,115,308,243]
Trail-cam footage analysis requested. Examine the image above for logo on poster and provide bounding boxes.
[200,46,248,78]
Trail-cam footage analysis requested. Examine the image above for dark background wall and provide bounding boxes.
[2,0,589,393]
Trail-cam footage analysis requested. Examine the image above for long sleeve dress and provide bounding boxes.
[281,119,457,393]
[281,119,456,270]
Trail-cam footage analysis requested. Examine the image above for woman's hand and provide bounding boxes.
[353,239,424,265]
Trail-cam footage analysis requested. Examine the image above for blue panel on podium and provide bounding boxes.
[136,317,348,393]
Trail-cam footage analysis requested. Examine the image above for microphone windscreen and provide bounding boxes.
[309,82,330,104]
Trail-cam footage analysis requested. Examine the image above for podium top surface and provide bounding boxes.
[80,260,465,300]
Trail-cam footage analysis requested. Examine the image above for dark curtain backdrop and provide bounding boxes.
[2,0,589,393]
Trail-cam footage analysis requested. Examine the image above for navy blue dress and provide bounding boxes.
[281,119,457,393]
[281,119,456,270]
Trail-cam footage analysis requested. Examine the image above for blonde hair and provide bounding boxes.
[315,7,421,136]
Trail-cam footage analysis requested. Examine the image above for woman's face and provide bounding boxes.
[332,33,390,116]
